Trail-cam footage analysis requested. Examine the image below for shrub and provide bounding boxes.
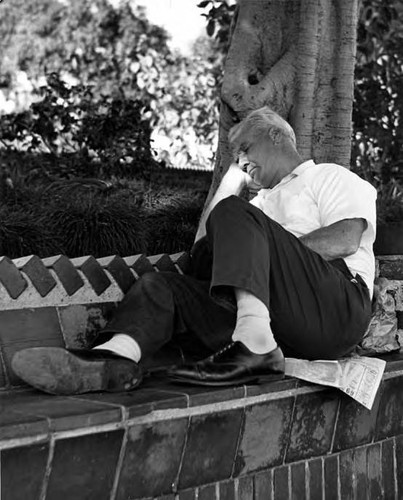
[0,151,211,259]
[0,0,222,170]
[47,192,147,258]
[352,0,403,183]
[376,180,403,225]
[0,205,61,258]
[145,190,205,254]
[0,75,158,179]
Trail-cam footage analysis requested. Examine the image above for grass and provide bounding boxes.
[145,190,207,254]
[49,193,148,257]
[0,205,62,258]
[0,151,211,259]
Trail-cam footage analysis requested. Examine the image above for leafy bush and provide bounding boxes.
[0,161,210,258]
[376,180,403,225]
[0,0,170,93]
[0,0,222,170]
[198,0,236,52]
[0,205,61,258]
[145,190,205,254]
[352,0,403,186]
[48,193,147,257]
[0,74,157,178]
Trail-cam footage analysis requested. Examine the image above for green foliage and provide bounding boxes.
[145,49,220,168]
[0,0,219,258]
[0,205,61,258]
[0,153,210,258]
[352,0,403,187]
[376,180,403,225]
[198,0,236,53]
[0,74,157,177]
[0,0,169,91]
[48,192,148,257]
[0,0,221,170]
[145,190,207,254]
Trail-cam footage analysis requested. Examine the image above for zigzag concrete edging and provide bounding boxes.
[0,252,190,311]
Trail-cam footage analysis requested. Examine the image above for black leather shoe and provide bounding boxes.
[167,342,285,387]
[11,347,142,395]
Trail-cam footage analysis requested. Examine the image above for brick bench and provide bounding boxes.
[1,253,403,499]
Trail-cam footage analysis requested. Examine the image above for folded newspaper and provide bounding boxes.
[285,356,386,410]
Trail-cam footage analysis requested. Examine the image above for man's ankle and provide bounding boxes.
[233,288,277,354]
[234,334,278,354]
[93,333,142,363]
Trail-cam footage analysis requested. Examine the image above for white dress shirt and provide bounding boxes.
[250,160,377,295]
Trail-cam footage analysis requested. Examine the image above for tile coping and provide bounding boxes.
[1,366,403,451]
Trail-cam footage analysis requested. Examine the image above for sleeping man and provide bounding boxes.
[12,107,376,394]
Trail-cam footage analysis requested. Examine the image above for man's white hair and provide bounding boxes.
[228,107,296,159]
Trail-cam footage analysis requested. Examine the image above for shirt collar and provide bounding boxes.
[257,160,316,195]
[291,159,316,176]
[269,160,316,191]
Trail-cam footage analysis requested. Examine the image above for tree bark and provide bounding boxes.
[206,0,359,205]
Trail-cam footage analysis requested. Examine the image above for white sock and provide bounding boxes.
[93,334,142,363]
[232,289,278,354]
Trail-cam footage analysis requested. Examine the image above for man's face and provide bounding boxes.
[240,139,283,189]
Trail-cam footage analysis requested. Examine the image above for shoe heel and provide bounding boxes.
[104,359,142,392]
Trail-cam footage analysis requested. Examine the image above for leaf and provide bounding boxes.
[206,19,216,37]
[197,1,210,8]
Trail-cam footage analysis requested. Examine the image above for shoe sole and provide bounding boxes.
[168,372,285,387]
[12,347,142,395]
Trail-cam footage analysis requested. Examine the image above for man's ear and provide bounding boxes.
[268,127,282,145]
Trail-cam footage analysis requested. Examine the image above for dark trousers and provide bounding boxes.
[97,196,372,360]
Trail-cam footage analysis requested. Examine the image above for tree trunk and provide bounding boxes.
[206,0,359,205]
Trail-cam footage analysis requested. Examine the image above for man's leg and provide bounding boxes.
[94,271,237,360]
[190,235,277,354]
[169,195,372,385]
[11,271,237,394]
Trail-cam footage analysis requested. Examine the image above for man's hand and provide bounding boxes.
[194,161,262,243]
[220,163,251,193]
[300,218,367,260]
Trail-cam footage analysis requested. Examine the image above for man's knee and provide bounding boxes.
[208,195,267,231]
[213,195,243,213]
[208,195,246,226]
[119,271,178,309]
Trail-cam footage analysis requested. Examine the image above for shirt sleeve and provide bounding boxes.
[311,164,377,238]
[249,193,264,210]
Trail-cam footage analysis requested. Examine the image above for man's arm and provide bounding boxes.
[299,218,367,261]
[194,164,249,243]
